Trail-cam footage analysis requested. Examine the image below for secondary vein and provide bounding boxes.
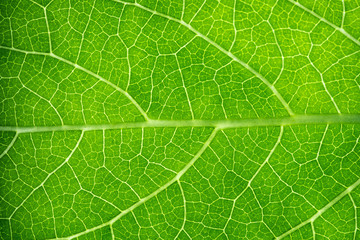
[111,0,295,116]
[55,127,219,240]
[287,0,360,46]
[276,177,360,239]
[0,45,150,121]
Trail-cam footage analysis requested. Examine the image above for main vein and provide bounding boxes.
[1,114,359,133]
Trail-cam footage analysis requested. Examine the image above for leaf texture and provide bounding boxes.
[0,0,360,239]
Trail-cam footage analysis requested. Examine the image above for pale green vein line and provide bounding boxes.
[20,82,64,125]
[175,54,194,119]
[9,131,84,219]
[74,0,96,63]
[276,178,360,240]
[56,128,219,240]
[49,52,150,120]
[1,114,359,133]
[112,0,295,116]
[0,45,150,121]
[28,0,43,8]
[248,126,284,187]
[42,186,57,238]
[224,126,284,234]
[110,224,115,240]
[180,22,294,116]
[307,54,341,114]
[43,7,52,53]
[0,132,18,159]
[349,193,357,240]
[287,0,360,46]
[175,180,187,239]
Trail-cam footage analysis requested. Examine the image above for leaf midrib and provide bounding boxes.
[1,114,360,133]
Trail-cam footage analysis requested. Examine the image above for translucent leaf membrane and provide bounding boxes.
[0,0,359,239]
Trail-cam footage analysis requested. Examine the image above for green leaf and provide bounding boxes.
[1,0,360,239]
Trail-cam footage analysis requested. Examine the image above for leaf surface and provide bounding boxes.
[0,0,360,239]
